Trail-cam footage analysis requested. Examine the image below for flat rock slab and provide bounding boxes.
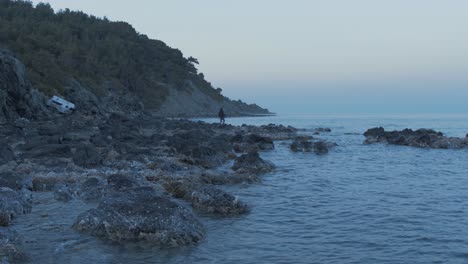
[73,187,204,247]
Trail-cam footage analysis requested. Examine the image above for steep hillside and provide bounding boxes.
[0,0,271,116]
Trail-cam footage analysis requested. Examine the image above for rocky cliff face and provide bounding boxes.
[157,81,271,117]
[0,49,50,122]
[0,49,270,120]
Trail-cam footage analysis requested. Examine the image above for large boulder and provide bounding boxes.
[73,187,204,246]
[231,152,275,174]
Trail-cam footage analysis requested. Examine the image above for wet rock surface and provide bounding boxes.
[364,127,468,149]
[0,90,328,253]
[231,152,275,174]
[290,139,336,154]
[73,187,205,246]
[162,177,250,216]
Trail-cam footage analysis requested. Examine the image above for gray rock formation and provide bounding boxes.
[231,152,275,174]
[73,187,205,246]
[162,178,250,216]
[364,127,468,149]
[156,82,271,117]
[0,49,50,122]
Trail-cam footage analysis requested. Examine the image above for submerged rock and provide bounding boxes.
[231,152,275,174]
[363,127,468,149]
[73,187,204,247]
[290,139,313,152]
[191,187,249,216]
[0,228,25,262]
[53,185,73,203]
[290,139,335,154]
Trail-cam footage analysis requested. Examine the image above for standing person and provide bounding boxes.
[218,107,225,124]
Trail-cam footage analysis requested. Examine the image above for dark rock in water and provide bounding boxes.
[290,139,335,154]
[0,188,32,227]
[314,127,332,133]
[0,228,26,262]
[259,124,297,133]
[53,185,73,202]
[290,139,313,152]
[162,178,250,216]
[73,187,204,247]
[231,152,275,174]
[313,141,329,154]
[363,127,468,149]
[191,187,249,216]
[72,144,102,168]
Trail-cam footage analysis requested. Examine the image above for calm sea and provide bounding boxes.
[16,114,468,263]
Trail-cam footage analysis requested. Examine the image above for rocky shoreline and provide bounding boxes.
[0,41,339,262]
[0,111,330,262]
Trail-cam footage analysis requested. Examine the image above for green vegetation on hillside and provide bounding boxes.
[0,0,223,108]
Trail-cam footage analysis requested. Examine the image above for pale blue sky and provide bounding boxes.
[32,0,468,114]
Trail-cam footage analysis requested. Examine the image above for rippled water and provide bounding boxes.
[16,114,468,263]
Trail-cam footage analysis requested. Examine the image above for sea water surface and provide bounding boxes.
[16,114,468,263]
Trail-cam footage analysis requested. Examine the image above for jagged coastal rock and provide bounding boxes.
[0,50,50,122]
[231,152,276,174]
[73,187,205,246]
[363,127,468,149]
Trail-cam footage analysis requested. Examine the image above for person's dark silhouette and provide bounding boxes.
[218,107,225,124]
